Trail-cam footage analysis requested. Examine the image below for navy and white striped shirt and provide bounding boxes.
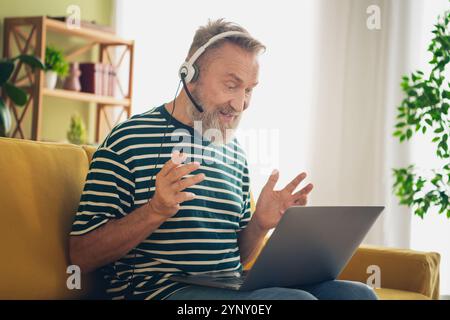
[70,104,252,300]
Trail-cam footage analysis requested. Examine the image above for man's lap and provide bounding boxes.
[165,280,378,300]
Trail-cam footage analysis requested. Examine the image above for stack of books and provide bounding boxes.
[79,63,117,97]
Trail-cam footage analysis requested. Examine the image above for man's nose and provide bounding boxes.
[230,91,247,113]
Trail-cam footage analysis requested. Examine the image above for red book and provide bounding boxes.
[79,63,102,94]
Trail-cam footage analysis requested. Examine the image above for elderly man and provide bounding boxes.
[69,19,377,300]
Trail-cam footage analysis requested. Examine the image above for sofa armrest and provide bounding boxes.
[337,245,441,299]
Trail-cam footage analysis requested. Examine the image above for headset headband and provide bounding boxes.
[187,31,248,67]
[179,30,249,83]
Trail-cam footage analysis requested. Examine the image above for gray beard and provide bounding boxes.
[186,90,242,145]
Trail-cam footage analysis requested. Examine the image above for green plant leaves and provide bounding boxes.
[392,166,450,219]
[12,54,45,71]
[0,60,14,86]
[3,82,27,106]
[45,45,69,77]
[443,90,450,99]
[1,55,44,86]
[67,114,87,145]
[0,54,44,137]
[442,102,449,114]
[392,8,450,219]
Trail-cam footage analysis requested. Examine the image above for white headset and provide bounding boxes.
[178,31,249,83]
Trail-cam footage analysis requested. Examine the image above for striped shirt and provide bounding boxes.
[70,104,252,300]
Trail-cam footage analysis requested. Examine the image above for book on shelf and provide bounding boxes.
[79,63,117,97]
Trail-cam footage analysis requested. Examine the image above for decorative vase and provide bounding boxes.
[63,62,82,92]
[45,70,58,89]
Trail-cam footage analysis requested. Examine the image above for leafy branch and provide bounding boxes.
[392,9,450,219]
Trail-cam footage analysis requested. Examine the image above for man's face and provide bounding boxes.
[187,42,260,145]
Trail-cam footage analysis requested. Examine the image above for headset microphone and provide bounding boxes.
[180,73,204,113]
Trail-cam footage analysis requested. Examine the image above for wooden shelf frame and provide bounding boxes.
[43,88,131,106]
[2,16,134,143]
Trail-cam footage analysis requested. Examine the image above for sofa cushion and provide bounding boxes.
[0,138,93,299]
[375,288,430,300]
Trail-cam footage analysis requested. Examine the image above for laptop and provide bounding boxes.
[169,206,384,291]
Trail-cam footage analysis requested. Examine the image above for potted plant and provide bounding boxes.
[44,45,69,89]
[392,9,449,218]
[67,113,87,145]
[0,54,45,137]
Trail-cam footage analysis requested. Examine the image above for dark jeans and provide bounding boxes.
[166,280,378,300]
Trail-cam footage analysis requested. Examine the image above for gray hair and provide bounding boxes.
[186,19,266,74]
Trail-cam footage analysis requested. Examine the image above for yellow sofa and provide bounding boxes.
[0,137,441,300]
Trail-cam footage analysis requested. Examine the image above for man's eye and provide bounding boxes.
[225,82,237,90]
[245,88,253,95]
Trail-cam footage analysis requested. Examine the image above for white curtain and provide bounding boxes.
[308,0,431,248]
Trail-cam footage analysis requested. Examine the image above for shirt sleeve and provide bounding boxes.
[238,160,252,232]
[70,147,135,236]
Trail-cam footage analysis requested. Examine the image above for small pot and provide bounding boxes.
[45,70,58,89]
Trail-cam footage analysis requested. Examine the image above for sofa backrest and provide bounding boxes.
[0,137,99,299]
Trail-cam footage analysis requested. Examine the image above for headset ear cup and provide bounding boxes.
[191,64,200,83]
[179,62,196,83]
[179,64,188,81]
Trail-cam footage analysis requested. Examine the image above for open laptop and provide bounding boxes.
[169,206,384,291]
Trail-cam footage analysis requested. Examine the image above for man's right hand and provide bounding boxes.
[149,151,205,219]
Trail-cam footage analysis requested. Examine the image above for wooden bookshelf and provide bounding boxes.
[2,15,135,143]
[45,18,133,45]
[43,88,131,106]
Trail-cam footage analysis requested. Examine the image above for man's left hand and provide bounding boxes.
[253,170,314,231]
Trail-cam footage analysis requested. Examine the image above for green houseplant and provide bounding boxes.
[0,54,45,137]
[44,45,69,89]
[392,9,450,219]
[67,113,87,145]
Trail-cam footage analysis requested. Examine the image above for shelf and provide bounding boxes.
[4,15,134,142]
[45,17,133,45]
[43,88,130,106]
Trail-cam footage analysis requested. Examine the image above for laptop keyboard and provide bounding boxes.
[211,275,246,285]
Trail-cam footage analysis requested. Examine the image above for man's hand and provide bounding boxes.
[149,151,205,219]
[254,170,314,231]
